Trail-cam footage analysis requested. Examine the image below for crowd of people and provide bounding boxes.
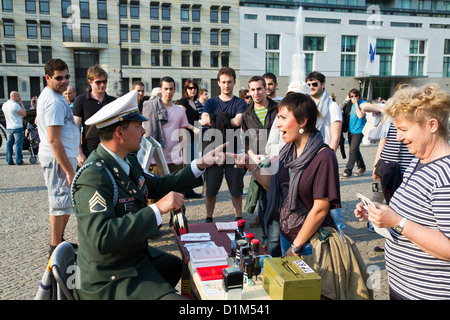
[1,58,449,300]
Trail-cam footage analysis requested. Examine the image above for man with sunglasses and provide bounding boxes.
[36,59,80,256]
[305,72,345,232]
[305,72,342,152]
[73,65,116,167]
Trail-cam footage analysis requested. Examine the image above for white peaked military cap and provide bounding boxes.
[85,89,148,128]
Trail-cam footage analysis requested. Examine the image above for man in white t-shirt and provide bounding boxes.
[263,72,283,102]
[306,72,342,152]
[36,58,80,256]
[306,71,345,232]
[2,91,26,165]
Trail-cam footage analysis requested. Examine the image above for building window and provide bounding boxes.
[151,26,159,43]
[42,46,52,63]
[163,50,171,66]
[26,0,37,13]
[162,27,171,44]
[130,1,139,19]
[304,53,314,74]
[181,28,190,44]
[182,51,190,67]
[210,6,218,23]
[210,51,219,67]
[192,28,201,45]
[409,40,425,76]
[266,34,280,50]
[2,0,13,12]
[192,5,201,22]
[121,48,129,66]
[266,34,280,74]
[193,51,201,67]
[304,36,324,51]
[28,46,39,64]
[221,7,230,24]
[98,24,108,43]
[27,20,38,39]
[97,0,107,19]
[119,0,127,18]
[161,4,170,21]
[341,35,357,76]
[61,0,71,18]
[181,5,189,21]
[443,57,450,77]
[376,39,394,76]
[131,25,140,43]
[150,2,159,20]
[266,52,279,75]
[5,45,16,63]
[341,55,356,76]
[221,52,229,67]
[120,25,128,42]
[221,29,230,46]
[40,21,51,39]
[151,49,160,66]
[131,49,141,66]
[81,23,90,42]
[80,0,89,19]
[3,19,15,38]
[210,29,219,45]
[39,0,50,13]
[62,22,73,41]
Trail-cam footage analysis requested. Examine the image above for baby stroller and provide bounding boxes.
[23,120,40,164]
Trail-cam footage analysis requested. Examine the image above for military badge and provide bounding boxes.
[89,191,107,213]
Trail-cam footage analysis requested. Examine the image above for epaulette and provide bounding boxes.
[71,160,119,208]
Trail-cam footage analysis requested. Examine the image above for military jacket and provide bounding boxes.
[72,144,202,300]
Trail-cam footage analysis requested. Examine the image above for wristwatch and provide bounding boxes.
[290,244,300,254]
[395,217,407,234]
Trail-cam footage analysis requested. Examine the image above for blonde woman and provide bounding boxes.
[355,83,450,300]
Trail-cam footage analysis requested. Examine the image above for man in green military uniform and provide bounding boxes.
[71,90,226,300]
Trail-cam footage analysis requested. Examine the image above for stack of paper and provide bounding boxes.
[215,221,238,231]
[190,246,229,268]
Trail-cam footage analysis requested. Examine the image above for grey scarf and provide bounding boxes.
[315,89,332,138]
[278,131,324,212]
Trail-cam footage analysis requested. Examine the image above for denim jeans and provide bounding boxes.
[266,220,281,257]
[345,132,365,175]
[6,128,24,165]
[280,233,312,256]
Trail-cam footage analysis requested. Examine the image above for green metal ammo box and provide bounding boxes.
[262,256,321,300]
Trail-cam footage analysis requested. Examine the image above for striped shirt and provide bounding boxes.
[379,123,416,173]
[386,155,450,300]
[254,106,268,127]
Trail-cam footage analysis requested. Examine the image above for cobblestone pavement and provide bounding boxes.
[0,140,389,300]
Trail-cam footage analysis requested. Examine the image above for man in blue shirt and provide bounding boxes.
[343,89,367,178]
[200,67,247,222]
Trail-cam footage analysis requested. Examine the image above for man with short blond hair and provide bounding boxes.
[73,64,116,166]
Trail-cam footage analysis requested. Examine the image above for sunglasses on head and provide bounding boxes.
[53,74,70,81]
[94,79,108,85]
[307,82,320,88]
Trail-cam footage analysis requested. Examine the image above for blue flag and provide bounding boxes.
[369,43,376,63]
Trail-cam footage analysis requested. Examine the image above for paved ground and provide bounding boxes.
[0,139,389,300]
